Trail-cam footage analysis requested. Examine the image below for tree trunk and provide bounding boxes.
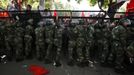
[39,0,45,9]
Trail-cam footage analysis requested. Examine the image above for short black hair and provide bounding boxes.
[27,4,32,9]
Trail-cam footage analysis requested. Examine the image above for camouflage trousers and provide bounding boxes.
[112,41,125,67]
[100,39,110,63]
[45,39,53,60]
[94,39,104,60]
[5,37,15,60]
[68,40,76,60]
[84,40,94,61]
[14,37,24,59]
[76,38,86,62]
[53,39,62,61]
[36,40,45,59]
[24,35,33,57]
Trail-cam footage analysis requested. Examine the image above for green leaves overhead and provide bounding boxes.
[1,0,111,10]
[90,0,97,6]
[45,0,52,9]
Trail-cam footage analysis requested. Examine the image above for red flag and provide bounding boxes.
[54,10,57,16]
[28,65,49,75]
[126,0,134,16]
[81,11,85,17]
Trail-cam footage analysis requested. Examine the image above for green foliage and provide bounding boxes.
[0,0,8,9]
[45,0,52,9]
[1,0,110,10]
[22,0,52,9]
[103,0,109,8]
[76,0,82,4]
[90,0,97,6]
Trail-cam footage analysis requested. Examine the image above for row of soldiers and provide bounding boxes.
[0,18,134,72]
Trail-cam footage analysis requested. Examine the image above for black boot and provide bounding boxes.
[67,59,75,66]
[82,60,89,67]
[76,59,85,68]
[114,65,126,74]
[53,60,62,67]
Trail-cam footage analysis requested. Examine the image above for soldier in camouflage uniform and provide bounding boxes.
[44,21,54,64]
[75,20,88,66]
[0,21,6,60]
[35,21,45,61]
[5,21,16,61]
[84,23,95,66]
[67,23,77,66]
[111,18,128,71]
[93,22,104,61]
[53,24,63,66]
[100,25,112,65]
[14,21,24,61]
[0,21,6,52]
[24,19,34,59]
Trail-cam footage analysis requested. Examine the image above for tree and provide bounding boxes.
[45,0,53,9]
[90,0,110,8]
[90,0,97,6]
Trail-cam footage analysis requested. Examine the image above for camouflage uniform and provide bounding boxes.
[0,21,6,53]
[44,22,54,63]
[84,25,94,61]
[5,22,16,61]
[0,21,7,63]
[75,24,86,63]
[35,23,45,60]
[93,23,104,60]
[100,27,112,64]
[112,24,127,70]
[14,22,24,60]
[53,25,63,66]
[67,24,77,65]
[24,19,34,58]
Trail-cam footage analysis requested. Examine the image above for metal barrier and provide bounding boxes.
[0,9,132,21]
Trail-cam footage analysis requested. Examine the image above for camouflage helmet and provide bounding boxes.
[79,19,85,25]
[119,18,131,26]
[38,21,44,27]
[46,20,53,26]
[27,19,33,24]
[112,25,126,39]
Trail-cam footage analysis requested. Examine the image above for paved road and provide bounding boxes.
[0,59,121,75]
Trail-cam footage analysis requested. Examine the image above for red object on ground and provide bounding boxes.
[126,0,134,16]
[28,65,49,75]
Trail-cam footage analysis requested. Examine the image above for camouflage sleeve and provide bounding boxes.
[73,26,78,34]
[35,28,38,35]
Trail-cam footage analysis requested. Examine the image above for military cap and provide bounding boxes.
[119,18,131,25]
[38,21,44,26]
[46,20,53,26]
[27,19,33,24]
[79,19,85,25]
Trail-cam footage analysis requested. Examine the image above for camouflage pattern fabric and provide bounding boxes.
[35,25,45,60]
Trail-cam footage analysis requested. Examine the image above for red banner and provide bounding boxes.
[126,0,134,16]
